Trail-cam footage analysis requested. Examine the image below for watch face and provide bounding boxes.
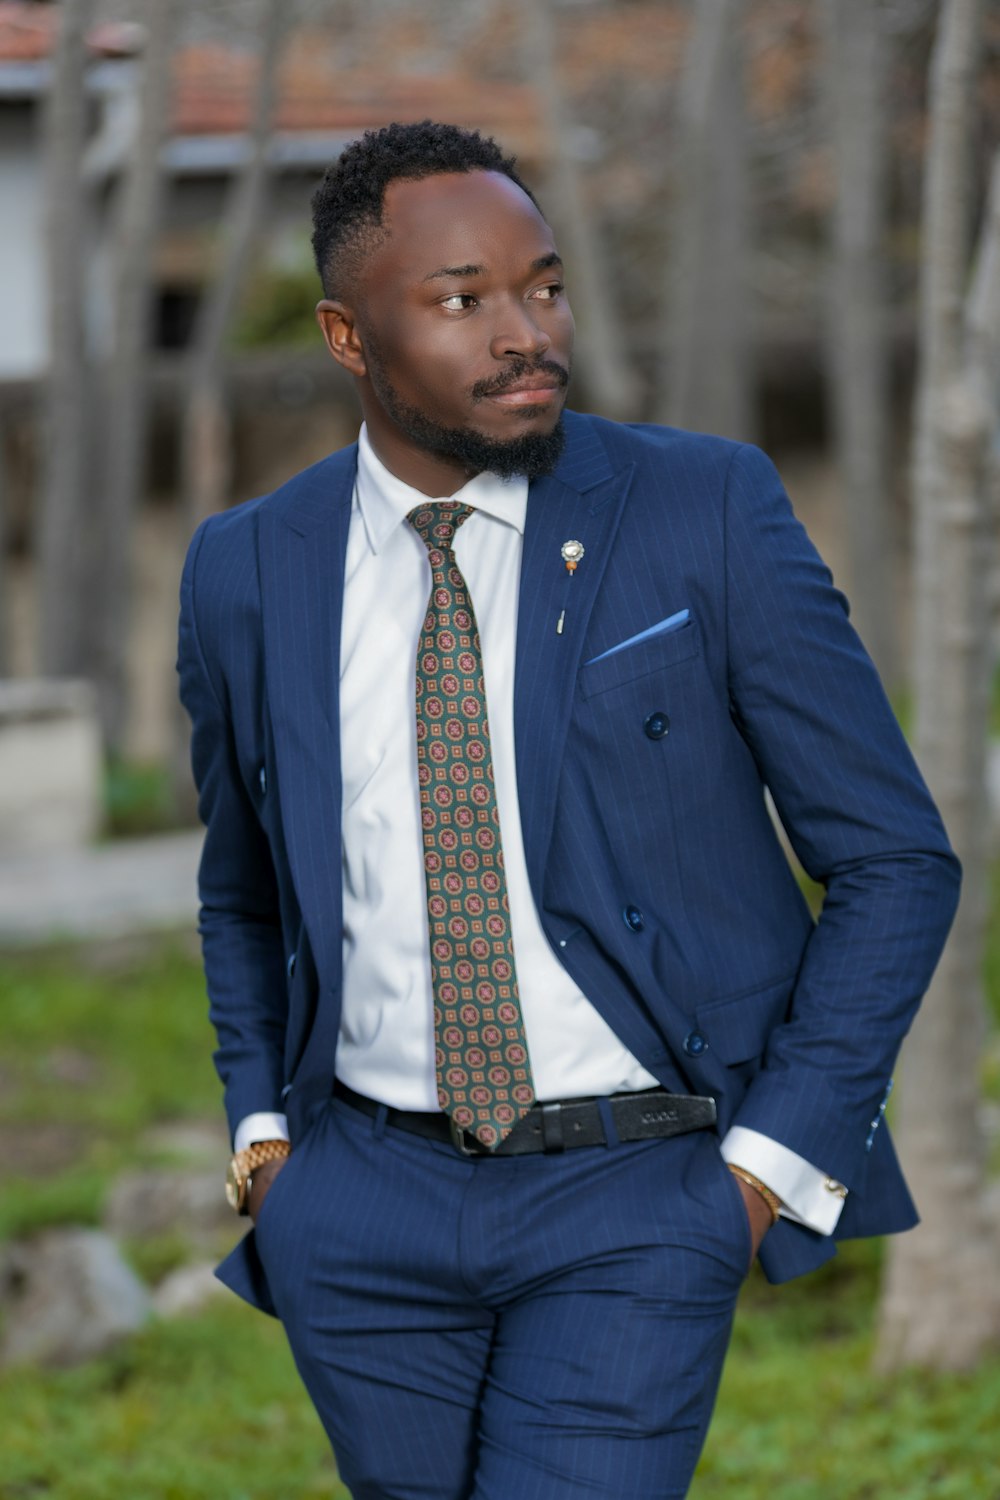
[225,1159,244,1212]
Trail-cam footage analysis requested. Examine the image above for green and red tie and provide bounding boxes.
[408,501,536,1150]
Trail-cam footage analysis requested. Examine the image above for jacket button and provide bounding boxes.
[259,766,267,795]
[287,951,297,979]
[622,905,644,932]
[643,711,670,740]
[684,1030,708,1057]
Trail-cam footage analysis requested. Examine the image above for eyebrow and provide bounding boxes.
[422,252,563,284]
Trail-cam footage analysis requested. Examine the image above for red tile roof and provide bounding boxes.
[0,2,56,61]
[0,4,541,155]
[0,3,140,61]
[170,40,540,153]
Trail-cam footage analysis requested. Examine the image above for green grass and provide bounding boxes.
[0,1303,346,1500]
[103,759,178,838]
[694,1244,1000,1497]
[985,859,1000,1031]
[0,944,219,1238]
[1,943,215,1127]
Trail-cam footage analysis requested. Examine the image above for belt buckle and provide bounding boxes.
[449,1117,483,1157]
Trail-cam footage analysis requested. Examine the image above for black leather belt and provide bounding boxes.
[334,1081,717,1157]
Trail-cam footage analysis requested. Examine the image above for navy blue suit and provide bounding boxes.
[179,413,959,1495]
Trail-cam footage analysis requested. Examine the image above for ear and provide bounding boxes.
[316,299,367,377]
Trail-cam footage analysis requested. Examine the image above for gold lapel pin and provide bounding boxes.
[561,539,585,575]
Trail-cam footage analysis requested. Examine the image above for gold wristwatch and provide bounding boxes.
[225,1139,291,1216]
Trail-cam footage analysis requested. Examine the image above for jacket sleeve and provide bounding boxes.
[721,443,961,1189]
[177,519,289,1144]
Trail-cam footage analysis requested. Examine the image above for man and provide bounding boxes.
[178,121,959,1499]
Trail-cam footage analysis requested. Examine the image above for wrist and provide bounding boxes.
[246,1156,286,1220]
[727,1163,782,1226]
[226,1138,291,1216]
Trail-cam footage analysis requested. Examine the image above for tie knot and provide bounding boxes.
[408,502,475,553]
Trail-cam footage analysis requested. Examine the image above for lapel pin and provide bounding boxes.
[557,541,584,632]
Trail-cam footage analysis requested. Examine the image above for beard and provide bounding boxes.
[364,336,568,481]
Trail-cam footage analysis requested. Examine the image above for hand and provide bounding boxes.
[734,1176,775,1267]
[248,1155,287,1223]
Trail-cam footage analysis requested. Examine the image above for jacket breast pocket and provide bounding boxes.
[578,618,701,700]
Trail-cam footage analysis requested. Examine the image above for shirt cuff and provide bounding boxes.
[720,1125,847,1236]
[233,1112,290,1155]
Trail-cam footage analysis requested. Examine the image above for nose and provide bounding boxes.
[489,300,551,362]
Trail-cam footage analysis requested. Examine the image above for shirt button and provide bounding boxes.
[622,905,644,932]
[684,1030,708,1057]
[643,711,670,740]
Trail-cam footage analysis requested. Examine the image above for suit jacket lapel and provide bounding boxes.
[257,419,633,969]
[515,418,635,899]
[258,446,355,978]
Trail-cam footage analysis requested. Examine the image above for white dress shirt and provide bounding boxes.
[236,425,846,1236]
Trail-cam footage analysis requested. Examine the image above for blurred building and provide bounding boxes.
[0,1,542,380]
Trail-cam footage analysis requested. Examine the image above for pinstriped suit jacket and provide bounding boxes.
[178,410,960,1294]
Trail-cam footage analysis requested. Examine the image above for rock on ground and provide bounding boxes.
[152,1260,229,1318]
[0,1228,151,1368]
[104,1167,233,1244]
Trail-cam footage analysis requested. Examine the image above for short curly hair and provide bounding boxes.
[310,120,539,300]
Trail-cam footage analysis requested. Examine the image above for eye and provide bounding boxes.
[440,293,478,311]
[532,282,564,301]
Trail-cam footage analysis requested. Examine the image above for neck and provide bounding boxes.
[361,407,478,498]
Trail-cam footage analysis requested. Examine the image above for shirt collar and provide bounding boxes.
[355,423,529,555]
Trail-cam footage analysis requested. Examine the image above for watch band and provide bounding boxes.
[225,1138,291,1215]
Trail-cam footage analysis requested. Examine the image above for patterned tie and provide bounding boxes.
[408,501,536,1151]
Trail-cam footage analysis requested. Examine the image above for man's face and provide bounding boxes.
[331,170,575,483]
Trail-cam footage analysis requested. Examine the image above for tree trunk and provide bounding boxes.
[93,0,182,751]
[180,0,292,534]
[519,0,641,421]
[658,0,753,440]
[876,0,1000,1373]
[821,0,898,689]
[36,0,95,679]
[0,413,8,676]
[172,0,292,822]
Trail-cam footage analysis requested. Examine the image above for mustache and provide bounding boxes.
[470,359,570,401]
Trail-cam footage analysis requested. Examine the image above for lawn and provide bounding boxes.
[2,936,999,1499]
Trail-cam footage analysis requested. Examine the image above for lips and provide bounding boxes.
[474,364,569,407]
[489,382,562,406]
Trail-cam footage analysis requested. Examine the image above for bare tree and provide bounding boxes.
[821,0,898,688]
[180,0,294,533]
[658,0,752,440]
[519,0,641,420]
[170,0,294,820]
[877,0,1000,1372]
[0,414,8,675]
[94,0,184,749]
[36,0,96,679]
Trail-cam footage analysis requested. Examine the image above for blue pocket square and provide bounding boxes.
[585,609,691,665]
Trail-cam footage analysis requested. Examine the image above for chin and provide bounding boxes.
[391,400,567,481]
[439,419,567,481]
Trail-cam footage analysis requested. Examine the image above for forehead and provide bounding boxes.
[372,170,556,284]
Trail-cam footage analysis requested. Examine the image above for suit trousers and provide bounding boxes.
[253,1093,751,1500]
